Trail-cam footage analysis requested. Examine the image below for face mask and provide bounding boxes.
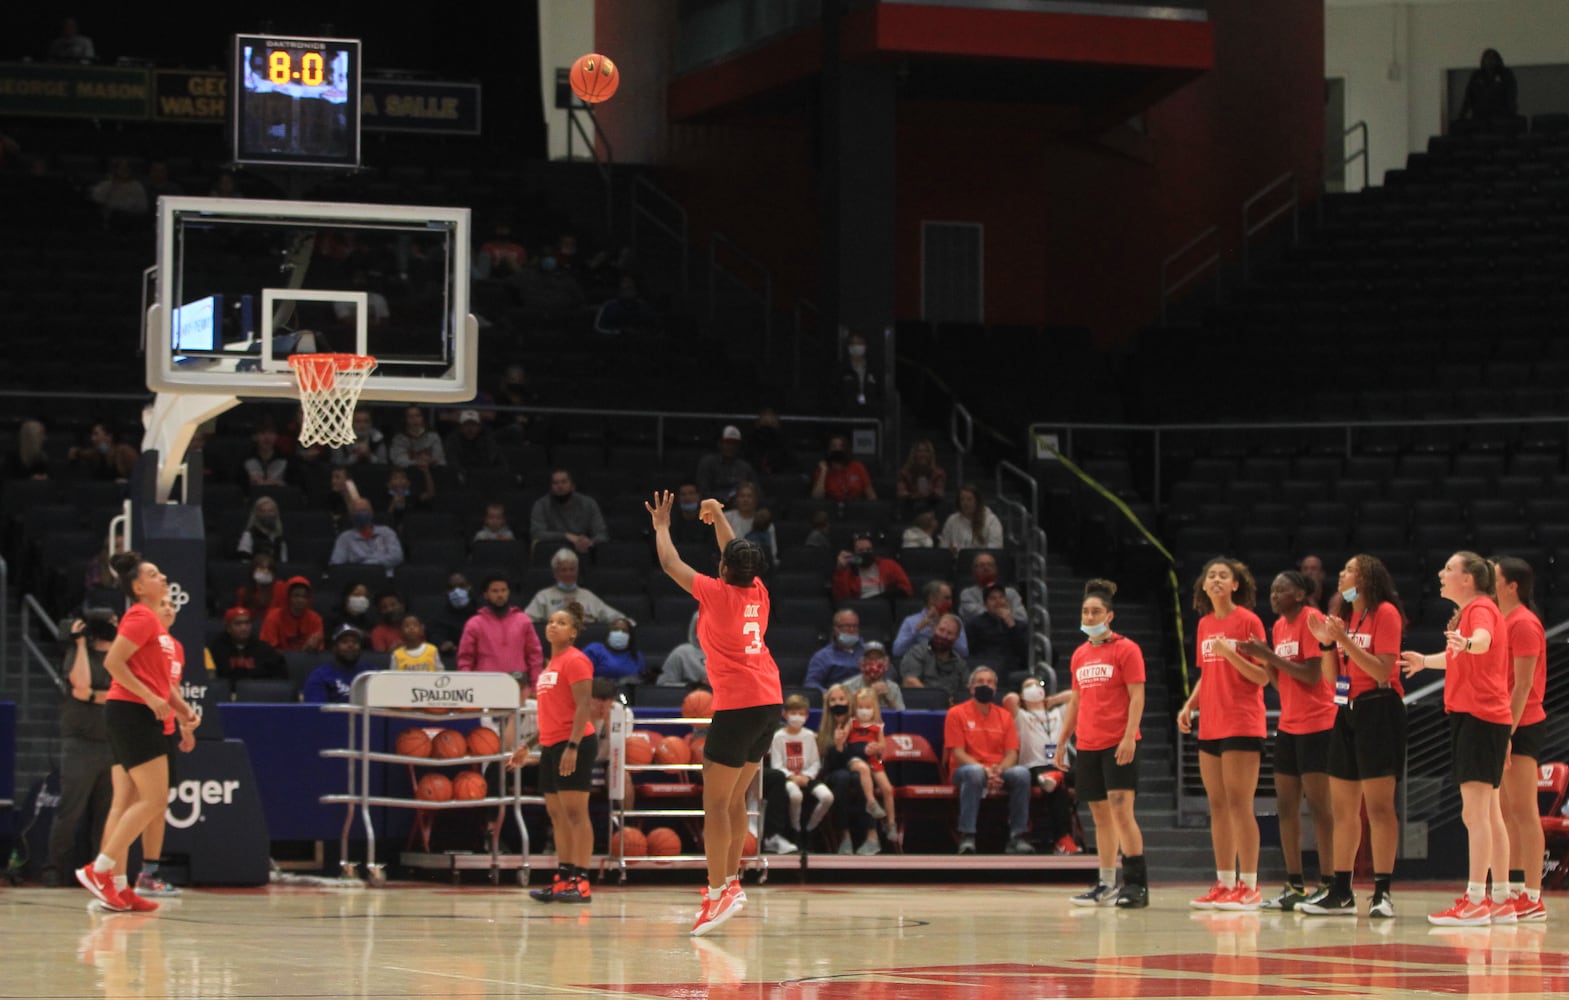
[389,488,409,497]
[861,659,887,683]
[256,515,278,529]
[1080,622,1109,639]
[607,630,630,651]
[930,635,954,653]
[1022,685,1046,705]
[679,502,699,513]
[253,571,273,586]
[448,588,470,608]
[855,707,875,723]
[975,567,998,586]
[847,344,866,359]
[381,606,404,624]
[557,582,577,593]
[835,631,858,649]
[934,598,952,614]
[786,714,807,729]
[346,595,370,616]
[351,512,374,530]
[971,684,996,704]
[828,703,849,717]
[539,256,557,272]
[1341,586,1358,602]
[828,450,849,465]
[96,440,111,454]
[856,552,875,568]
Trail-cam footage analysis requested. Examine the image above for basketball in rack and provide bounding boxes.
[288,353,378,448]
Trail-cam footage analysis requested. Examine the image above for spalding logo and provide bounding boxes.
[165,779,240,829]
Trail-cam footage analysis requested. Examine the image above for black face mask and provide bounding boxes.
[827,450,849,465]
[856,551,876,568]
[551,491,573,504]
[828,703,849,717]
[971,685,996,704]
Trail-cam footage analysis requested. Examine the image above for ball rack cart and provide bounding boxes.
[604,699,766,884]
[320,672,543,886]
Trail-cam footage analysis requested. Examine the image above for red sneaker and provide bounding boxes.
[690,886,742,937]
[1190,882,1230,910]
[1054,835,1082,856]
[1488,897,1517,925]
[1214,884,1263,911]
[118,888,160,913]
[724,878,748,907]
[1511,893,1547,923]
[1428,895,1491,927]
[76,865,127,912]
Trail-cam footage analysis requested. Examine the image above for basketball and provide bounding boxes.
[416,773,452,802]
[681,689,713,720]
[432,729,468,759]
[611,827,647,857]
[395,729,432,758]
[569,53,619,104]
[645,827,682,856]
[743,832,758,856]
[452,770,488,801]
[467,727,501,758]
[626,731,655,766]
[687,733,706,763]
[655,734,691,767]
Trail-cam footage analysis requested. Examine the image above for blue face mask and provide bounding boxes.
[351,512,374,530]
[1341,586,1358,602]
[1080,622,1109,639]
[835,631,858,649]
[607,631,630,651]
[558,582,577,593]
[448,588,470,608]
[679,502,700,513]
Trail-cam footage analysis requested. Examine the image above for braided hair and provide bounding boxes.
[721,538,767,586]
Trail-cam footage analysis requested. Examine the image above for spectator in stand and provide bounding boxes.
[427,573,475,660]
[144,161,182,200]
[830,533,913,602]
[67,422,137,481]
[896,440,946,516]
[4,418,49,479]
[303,625,373,704]
[83,540,126,601]
[49,17,95,61]
[368,590,407,652]
[695,426,757,503]
[444,409,504,472]
[383,465,434,531]
[243,420,290,488]
[234,496,288,562]
[525,549,625,624]
[804,510,833,548]
[804,609,867,691]
[205,607,285,680]
[745,408,798,475]
[1005,678,1079,856]
[389,406,446,469]
[473,503,517,543]
[837,330,882,416]
[946,666,1034,854]
[940,484,1003,550]
[844,687,897,854]
[261,576,324,652]
[901,510,939,549]
[1299,554,1342,616]
[89,158,147,226]
[458,574,545,685]
[211,172,243,198]
[958,552,1027,622]
[724,481,777,566]
[583,618,645,682]
[478,223,527,277]
[900,614,968,704]
[529,469,608,556]
[391,614,441,671]
[330,497,404,571]
[656,611,707,687]
[1459,49,1518,124]
[762,694,833,853]
[493,364,543,443]
[669,481,717,547]
[967,584,1031,677]
[593,274,660,336]
[330,408,388,467]
[893,580,969,658]
[841,641,904,711]
[819,683,876,854]
[234,553,282,618]
[326,467,357,530]
[810,434,876,502]
[329,581,375,634]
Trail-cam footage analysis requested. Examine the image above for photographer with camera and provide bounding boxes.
[41,609,119,886]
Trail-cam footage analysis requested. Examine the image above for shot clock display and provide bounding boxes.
[231,34,361,169]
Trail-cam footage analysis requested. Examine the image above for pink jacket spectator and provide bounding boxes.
[456,606,544,683]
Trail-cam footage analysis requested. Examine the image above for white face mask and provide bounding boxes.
[1022,685,1046,705]
[855,707,875,723]
[253,571,273,585]
[847,344,866,359]
[785,714,808,729]
[346,595,370,615]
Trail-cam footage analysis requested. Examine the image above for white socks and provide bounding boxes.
[93,854,114,873]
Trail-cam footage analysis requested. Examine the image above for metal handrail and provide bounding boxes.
[707,232,773,362]
[1159,224,1220,327]
[949,405,974,487]
[1342,120,1369,191]
[630,175,690,295]
[1241,170,1298,281]
[19,593,66,709]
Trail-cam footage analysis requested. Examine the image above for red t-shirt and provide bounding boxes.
[943,699,1020,767]
[821,460,872,502]
[1272,609,1337,735]
[106,603,175,708]
[1339,601,1404,698]
[692,574,783,712]
[535,646,596,747]
[1069,635,1145,752]
[1444,598,1513,726]
[163,637,186,736]
[1196,608,1266,740]
[1505,604,1547,728]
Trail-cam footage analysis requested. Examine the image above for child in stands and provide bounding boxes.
[846,687,898,849]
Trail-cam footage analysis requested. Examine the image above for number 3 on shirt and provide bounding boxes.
[743,621,762,654]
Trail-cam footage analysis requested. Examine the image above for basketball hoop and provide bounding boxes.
[288,353,377,448]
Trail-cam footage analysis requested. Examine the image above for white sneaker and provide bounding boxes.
[836,836,853,855]
[866,800,887,820]
[856,837,881,856]
[763,834,799,855]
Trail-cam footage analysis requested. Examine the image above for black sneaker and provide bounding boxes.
[553,878,591,904]
[1368,891,1394,919]
[1299,890,1357,916]
[1262,884,1308,911]
[1115,883,1149,909]
[530,876,564,903]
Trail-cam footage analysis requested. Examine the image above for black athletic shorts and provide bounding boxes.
[1511,720,1547,762]
[539,734,599,794]
[1326,688,1406,782]
[704,705,781,768]
[1197,736,1265,757]
[1450,713,1511,788]
[1273,729,1332,778]
[165,732,181,784]
[1075,745,1139,802]
[105,700,169,771]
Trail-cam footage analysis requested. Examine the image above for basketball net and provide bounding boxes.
[288,354,377,448]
